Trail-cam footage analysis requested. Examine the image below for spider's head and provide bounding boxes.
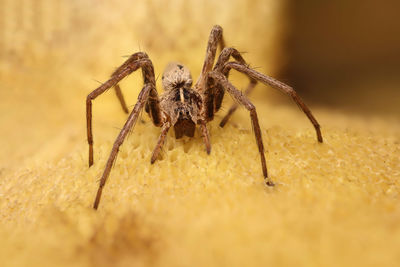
[161,62,192,91]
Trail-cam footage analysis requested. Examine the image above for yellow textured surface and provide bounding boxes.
[1,1,400,267]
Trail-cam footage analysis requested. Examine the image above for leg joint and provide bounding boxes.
[211,25,223,35]
[86,94,94,103]
[247,103,256,112]
[134,52,148,58]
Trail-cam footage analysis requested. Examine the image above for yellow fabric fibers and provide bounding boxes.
[1,1,400,267]
[1,105,400,267]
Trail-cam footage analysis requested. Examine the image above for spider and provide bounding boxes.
[86,25,323,210]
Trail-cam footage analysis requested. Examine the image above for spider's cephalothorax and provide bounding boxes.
[158,62,202,139]
[86,25,324,209]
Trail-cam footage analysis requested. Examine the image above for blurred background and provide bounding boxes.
[0,0,399,169]
[281,0,400,116]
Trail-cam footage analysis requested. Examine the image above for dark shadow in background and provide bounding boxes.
[280,0,400,117]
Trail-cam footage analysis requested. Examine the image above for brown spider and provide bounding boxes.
[86,25,323,210]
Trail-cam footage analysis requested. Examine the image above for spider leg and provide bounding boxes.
[112,52,152,114]
[223,62,323,143]
[196,28,257,124]
[110,53,154,114]
[219,80,257,127]
[151,122,171,164]
[86,52,162,167]
[195,25,225,91]
[93,84,156,210]
[207,72,273,186]
[114,84,129,114]
[213,47,258,126]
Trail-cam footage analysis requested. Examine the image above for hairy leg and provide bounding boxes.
[114,84,129,114]
[93,84,156,210]
[195,25,225,122]
[86,52,161,167]
[223,62,323,143]
[207,72,273,186]
[213,47,258,126]
[195,25,225,92]
[219,79,257,127]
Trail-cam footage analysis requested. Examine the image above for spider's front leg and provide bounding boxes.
[213,47,323,145]
[86,52,164,209]
[206,72,273,186]
[223,62,323,143]
[195,25,225,92]
[86,52,161,167]
[213,47,258,127]
[197,31,258,125]
[93,84,160,210]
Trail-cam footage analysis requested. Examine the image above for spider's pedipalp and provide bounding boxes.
[199,122,211,154]
[151,122,171,164]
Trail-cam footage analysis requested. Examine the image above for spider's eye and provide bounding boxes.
[185,79,193,88]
